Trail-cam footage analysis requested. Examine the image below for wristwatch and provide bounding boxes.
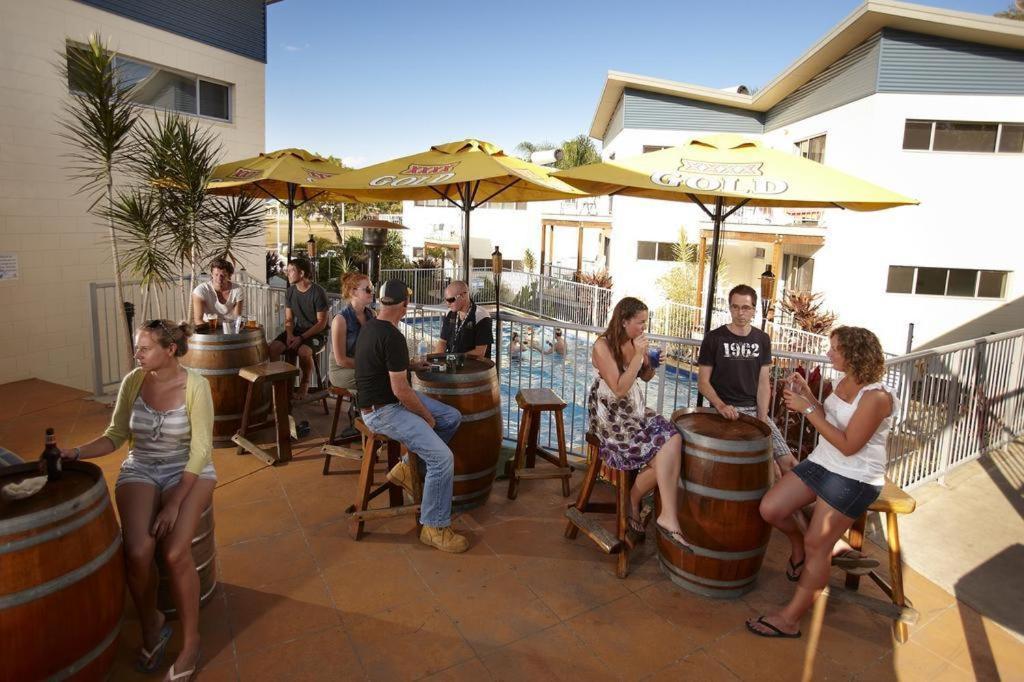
[802,405,816,416]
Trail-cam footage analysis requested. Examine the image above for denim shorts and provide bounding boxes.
[116,454,217,492]
[792,460,881,519]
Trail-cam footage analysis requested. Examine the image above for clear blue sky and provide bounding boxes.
[265,0,1008,166]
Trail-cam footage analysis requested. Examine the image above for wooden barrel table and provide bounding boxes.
[414,358,502,511]
[1,461,125,681]
[182,325,270,445]
[656,408,773,599]
[157,504,216,618]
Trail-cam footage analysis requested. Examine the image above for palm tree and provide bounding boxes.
[514,140,555,161]
[208,194,266,267]
[132,113,222,318]
[105,188,177,320]
[59,34,140,360]
[557,135,601,170]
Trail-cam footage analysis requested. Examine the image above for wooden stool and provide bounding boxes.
[284,346,329,414]
[563,432,632,578]
[507,388,572,499]
[322,386,361,475]
[345,418,421,541]
[232,361,300,465]
[842,479,919,642]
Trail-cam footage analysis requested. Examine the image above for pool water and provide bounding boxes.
[408,318,700,455]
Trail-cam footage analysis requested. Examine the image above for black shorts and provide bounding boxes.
[273,330,325,352]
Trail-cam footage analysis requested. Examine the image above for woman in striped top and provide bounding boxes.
[63,320,215,681]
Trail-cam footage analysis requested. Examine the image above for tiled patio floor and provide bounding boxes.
[2,378,1022,681]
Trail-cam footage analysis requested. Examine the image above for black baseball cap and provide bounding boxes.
[379,280,412,305]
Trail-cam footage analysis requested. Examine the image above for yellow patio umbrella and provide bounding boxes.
[307,138,587,276]
[554,133,918,339]
[207,148,356,254]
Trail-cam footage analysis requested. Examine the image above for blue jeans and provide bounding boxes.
[361,392,462,528]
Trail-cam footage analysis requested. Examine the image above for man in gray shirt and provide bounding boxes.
[269,259,330,399]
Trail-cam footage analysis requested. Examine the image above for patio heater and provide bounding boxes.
[343,218,408,301]
[759,265,777,331]
[306,234,317,281]
[491,245,502,374]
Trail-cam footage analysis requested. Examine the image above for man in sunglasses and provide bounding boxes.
[435,281,493,359]
[354,280,469,553]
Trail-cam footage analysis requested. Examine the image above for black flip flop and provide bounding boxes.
[786,557,805,582]
[626,515,646,542]
[746,616,801,639]
[656,523,694,553]
[831,551,879,574]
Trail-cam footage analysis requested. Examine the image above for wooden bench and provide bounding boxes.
[507,388,572,499]
[563,432,632,578]
[842,479,919,642]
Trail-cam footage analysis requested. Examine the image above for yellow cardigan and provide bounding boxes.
[102,367,214,476]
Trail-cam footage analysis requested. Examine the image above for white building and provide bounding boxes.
[400,197,611,277]
[0,0,276,390]
[401,2,1024,354]
[589,1,1024,353]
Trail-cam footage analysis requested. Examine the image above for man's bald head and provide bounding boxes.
[445,281,471,312]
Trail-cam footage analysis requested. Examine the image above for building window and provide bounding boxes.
[637,241,675,262]
[886,266,1008,298]
[902,120,1024,153]
[642,145,670,154]
[796,134,826,163]
[478,201,527,210]
[66,44,231,121]
[472,258,523,270]
[413,199,451,207]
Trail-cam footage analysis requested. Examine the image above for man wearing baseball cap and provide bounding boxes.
[353,280,469,553]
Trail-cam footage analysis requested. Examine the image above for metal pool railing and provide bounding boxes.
[89,274,1024,490]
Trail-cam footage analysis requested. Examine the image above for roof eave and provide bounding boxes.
[589,0,1024,139]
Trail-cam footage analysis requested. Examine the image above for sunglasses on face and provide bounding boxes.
[360,286,373,294]
[445,292,465,304]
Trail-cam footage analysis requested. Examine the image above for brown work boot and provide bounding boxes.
[386,461,421,501]
[419,525,469,554]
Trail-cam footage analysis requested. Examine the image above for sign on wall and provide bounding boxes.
[0,253,17,280]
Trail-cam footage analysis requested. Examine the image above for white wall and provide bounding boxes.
[600,95,1024,353]
[0,0,266,390]
[763,93,1024,352]
[400,201,605,274]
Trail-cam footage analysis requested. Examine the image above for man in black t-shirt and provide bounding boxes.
[697,284,791,463]
[436,281,493,358]
[269,258,330,399]
[701,286,878,578]
[354,280,469,554]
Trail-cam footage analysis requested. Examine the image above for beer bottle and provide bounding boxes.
[40,427,62,481]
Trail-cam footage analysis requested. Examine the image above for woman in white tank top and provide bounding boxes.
[746,326,897,639]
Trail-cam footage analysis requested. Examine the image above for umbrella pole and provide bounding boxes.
[697,197,724,407]
[461,182,472,280]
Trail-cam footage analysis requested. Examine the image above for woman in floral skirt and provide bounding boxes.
[588,297,691,549]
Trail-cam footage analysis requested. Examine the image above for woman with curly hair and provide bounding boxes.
[746,326,898,639]
[588,297,691,550]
